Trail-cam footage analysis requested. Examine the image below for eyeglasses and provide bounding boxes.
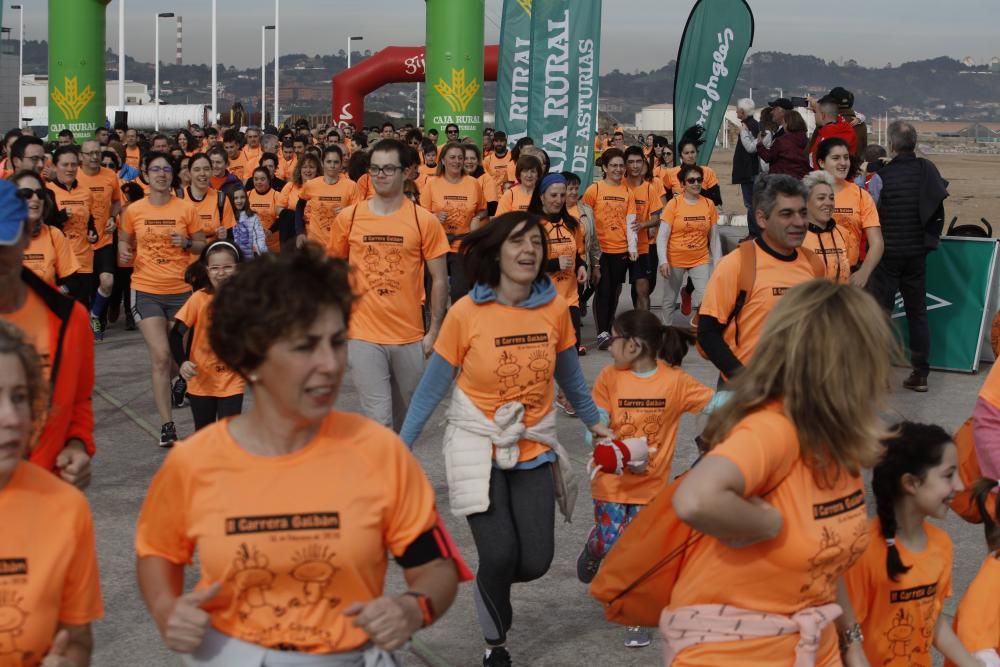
[685,177,704,184]
[368,164,401,177]
[663,151,673,157]
[447,130,459,135]
[82,150,102,157]
[606,334,626,346]
[149,165,174,174]
[15,187,46,201]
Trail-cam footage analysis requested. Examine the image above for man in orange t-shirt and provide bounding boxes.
[482,131,512,192]
[223,129,248,181]
[296,147,360,249]
[77,140,123,338]
[124,128,141,168]
[47,146,96,308]
[328,139,449,431]
[698,175,822,381]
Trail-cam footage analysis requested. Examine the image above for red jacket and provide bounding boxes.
[809,118,858,168]
[20,268,96,471]
[757,129,811,180]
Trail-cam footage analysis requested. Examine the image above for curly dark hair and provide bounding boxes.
[209,243,355,376]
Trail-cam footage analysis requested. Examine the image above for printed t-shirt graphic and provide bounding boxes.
[328,200,449,346]
[662,165,720,197]
[802,225,851,283]
[591,363,712,504]
[495,186,532,216]
[174,289,245,398]
[662,196,718,268]
[122,197,200,294]
[669,404,869,666]
[482,151,512,192]
[178,187,237,246]
[0,462,104,667]
[627,179,667,252]
[434,294,576,463]
[23,226,79,285]
[248,188,282,252]
[581,182,637,254]
[948,554,1000,664]
[699,243,820,366]
[299,177,361,248]
[832,183,879,266]
[76,167,122,250]
[134,411,437,654]
[3,289,52,378]
[541,218,585,307]
[47,182,94,274]
[419,175,487,252]
[845,519,953,667]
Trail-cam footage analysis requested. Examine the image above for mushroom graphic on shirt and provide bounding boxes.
[495,351,521,394]
[289,544,340,610]
[884,607,917,664]
[527,350,551,382]
[0,590,27,657]
[362,245,381,274]
[230,543,279,621]
[384,246,403,274]
[617,412,637,438]
[800,526,844,600]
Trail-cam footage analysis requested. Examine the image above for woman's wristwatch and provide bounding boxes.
[839,623,863,651]
[402,591,434,628]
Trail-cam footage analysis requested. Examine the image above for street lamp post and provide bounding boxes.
[154,12,175,132]
[347,35,363,70]
[117,0,125,112]
[211,0,217,126]
[261,25,274,126]
[273,0,279,127]
[9,5,23,127]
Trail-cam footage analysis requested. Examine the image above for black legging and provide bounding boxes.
[595,252,629,334]
[188,393,244,431]
[467,463,555,646]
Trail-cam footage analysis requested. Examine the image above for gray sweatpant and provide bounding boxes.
[347,340,425,432]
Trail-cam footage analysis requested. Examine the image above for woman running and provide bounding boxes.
[12,169,80,288]
[495,155,541,216]
[624,146,666,310]
[47,146,95,306]
[802,170,851,283]
[247,166,283,252]
[119,152,204,447]
[176,153,236,246]
[276,153,320,250]
[295,144,360,248]
[464,143,499,216]
[662,126,722,205]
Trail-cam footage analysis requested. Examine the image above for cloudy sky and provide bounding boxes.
[12,0,1000,72]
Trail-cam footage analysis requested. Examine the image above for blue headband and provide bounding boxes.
[540,173,566,194]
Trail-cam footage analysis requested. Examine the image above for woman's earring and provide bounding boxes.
[248,373,259,383]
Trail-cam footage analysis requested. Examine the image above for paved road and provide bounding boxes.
[86,281,987,666]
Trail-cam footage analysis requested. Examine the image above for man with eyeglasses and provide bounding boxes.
[77,140,123,339]
[10,136,47,175]
[444,123,461,143]
[326,138,449,432]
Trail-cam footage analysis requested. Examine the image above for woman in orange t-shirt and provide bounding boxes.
[463,143,499,217]
[13,170,80,287]
[177,153,237,247]
[276,153,320,251]
[136,246,466,663]
[666,281,895,666]
[495,154,541,216]
[248,167,283,252]
[802,170,851,283]
[0,321,103,666]
[662,127,722,206]
[295,145,360,248]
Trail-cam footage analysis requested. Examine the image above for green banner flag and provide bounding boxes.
[48,0,111,142]
[526,0,601,182]
[893,238,998,372]
[424,0,485,145]
[673,0,754,165]
[495,0,533,149]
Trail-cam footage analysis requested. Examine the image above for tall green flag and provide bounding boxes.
[673,0,754,164]
[526,0,601,181]
[424,0,485,145]
[48,0,111,142]
[495,0,533,149]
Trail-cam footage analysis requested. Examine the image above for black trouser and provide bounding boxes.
[188,393,244,431]
[869,253,930,377]
[110,266,134,323]
[446,252,469,303]
[65,272,93,310]
[596,252,629,334]
[467,464,555,646]
[569,305,581,348]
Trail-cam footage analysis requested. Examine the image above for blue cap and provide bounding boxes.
[0,180,28,246]
[539,173,566,194]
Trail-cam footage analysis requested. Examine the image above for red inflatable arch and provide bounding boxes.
[332,45,499,128]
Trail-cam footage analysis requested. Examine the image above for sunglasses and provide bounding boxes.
[685,177,704,184]
[15,187,46,201]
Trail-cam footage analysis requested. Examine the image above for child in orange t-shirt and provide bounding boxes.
[170,241,245,430]
[577,309,711,648]
[844,422,980,667]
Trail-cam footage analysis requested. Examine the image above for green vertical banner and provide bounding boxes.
[48,0,111,142]
[526,0,601,181]
[424,0,485,145]
[893,238,998,372]
[495,0,532,149]
[673,0,754,164]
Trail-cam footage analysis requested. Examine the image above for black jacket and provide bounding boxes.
[876,152,949,258]
[732,116,760,184]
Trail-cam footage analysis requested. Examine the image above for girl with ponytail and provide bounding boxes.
[575,308,713,649]
[845,421,981,667]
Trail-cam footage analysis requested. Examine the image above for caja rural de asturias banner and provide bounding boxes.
[526,0,602,183]
[495,0,533,149]
[424,0,485,144]
[48,0,112,142]
[673,0,754,165]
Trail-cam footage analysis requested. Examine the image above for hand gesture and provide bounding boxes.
[179,361,198,381]
[589,422,614,441]
[55,445,91,490]
[344,596,421,651]
[160,583,221,653]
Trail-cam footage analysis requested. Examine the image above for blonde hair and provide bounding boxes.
[802,169,835,192]
[701,281,898,482]
[0,320,47,446]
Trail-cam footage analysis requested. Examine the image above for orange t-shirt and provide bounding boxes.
[419,175,487,252]
[227,153,248,181]
[122,197,200,294]
[581,181,637,254]
[76,167,122,250]
[174,289,244,398]
[478,173,499,205]
[417,164,437,180]
[0,462,104,666]
[356,173,376,200]
[980,362,1000,411]
[627,178,667,251]
[277,155,296,182]
[591,362,712,504]
[495,185,533,216]
[134,412,438,654]
[434,294,576,463]
[662,165,720,196]
[662,196,718,268]
[23,226,80,285]
[505,162,518,186]
[177,187,237,246]
[802,224,850,284]
[248,188,283,252]
[948,553,1000,665]
[482,151,512,192]
[124,145,141,169]
[277,182,303,212]
[845,519,953,667]
[669,403,869,666]
[328,200,449,346]
[241,145,263,167]
[542,217,585,307]
[299,177,361,248]
[700,242,821,366]
[3,289,52,379]
[832,183,880,267]
[47,181,94,274]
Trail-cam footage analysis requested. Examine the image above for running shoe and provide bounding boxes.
[577,345,587,356]
[576,543,602,583]
[624,626,652,648]
[596,331,611,350]
[483,646,511,667]
[171,377,188,408]
[90,314,104,342]
[159,421,178,448]
[903,372,928,393]
[680,284,693,316]
[556,393,576,417]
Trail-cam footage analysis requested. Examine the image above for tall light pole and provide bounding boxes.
[347,35,363,70]
[10,5,23,127]
[211,0,217,126]
[117,0,125,112]
[273,0,279,127]
[261,25,274,126]
[154,12,175,132]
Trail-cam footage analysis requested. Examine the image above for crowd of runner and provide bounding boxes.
[1,83,998,667]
